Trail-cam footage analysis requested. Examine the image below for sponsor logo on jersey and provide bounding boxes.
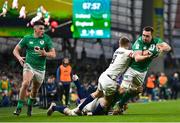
[29,41,33,44]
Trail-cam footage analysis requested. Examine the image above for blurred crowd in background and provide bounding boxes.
[0,55,180,108]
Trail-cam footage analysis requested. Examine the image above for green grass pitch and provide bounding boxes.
[0,99,180,122]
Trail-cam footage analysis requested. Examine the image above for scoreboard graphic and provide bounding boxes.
[73,0,111,38]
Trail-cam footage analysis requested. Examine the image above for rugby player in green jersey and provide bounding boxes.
[115,26,171,114]
[13,21,56,116]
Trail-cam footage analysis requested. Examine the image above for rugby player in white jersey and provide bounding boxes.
[46,37,152,116]
[72,37,152,115]
[46,75,122,116]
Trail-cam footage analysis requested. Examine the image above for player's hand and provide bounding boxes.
[142,50,153,58]
[142,50,152,56]
[35,48,47,57]
[156,44,164,53]
[18,57,25,66]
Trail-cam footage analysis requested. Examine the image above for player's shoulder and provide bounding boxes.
[43,34,51,39]
[115,47,125,53]
[22,34,33,40]
[133,36,143,45]
[152,37,163,44]
[115,48,132,55]
[135,36,142,42]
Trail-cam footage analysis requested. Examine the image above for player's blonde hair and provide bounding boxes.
[119,37,130,47]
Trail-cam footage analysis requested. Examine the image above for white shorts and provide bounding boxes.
[98,72,118,96]
[121,67,147,90]
[23,63,45,84]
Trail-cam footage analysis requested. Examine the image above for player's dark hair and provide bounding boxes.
[143,26,154,33]
[62,57,70,63]
[34,20,45,26]
[119,37,130,47]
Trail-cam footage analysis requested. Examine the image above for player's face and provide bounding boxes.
[34,25,45,37]
[63,58,69,66]
[142,31,152,43]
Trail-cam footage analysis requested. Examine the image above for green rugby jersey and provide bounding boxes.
[44,12,49,19]
[18,34,53,71]
[130,36,163,72]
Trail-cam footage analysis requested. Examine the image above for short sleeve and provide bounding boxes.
[46,36,53,51]
[132,36,143,51]
[18,37,27,48]
[156,38,163,44]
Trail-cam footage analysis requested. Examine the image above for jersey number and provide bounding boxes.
[149,44,155,51]
[111,55,117,64]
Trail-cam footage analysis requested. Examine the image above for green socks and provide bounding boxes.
[118,92,132,108]
[16,98,35,110]
[119,91,139,108]
[27,98,35,106]
[17,100,24,109]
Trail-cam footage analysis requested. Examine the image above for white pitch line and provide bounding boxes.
[0,111,47,118]
[53,0,72,6]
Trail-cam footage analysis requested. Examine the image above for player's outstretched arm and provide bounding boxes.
[133,51,151,62]
[13,45,25,66]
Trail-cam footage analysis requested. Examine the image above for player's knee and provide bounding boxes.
[135,86,143,93]
[31,91,38,98]
[21,82,29,89]
[118,87,126,94]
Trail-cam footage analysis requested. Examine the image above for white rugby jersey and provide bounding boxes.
[104,47,133,77]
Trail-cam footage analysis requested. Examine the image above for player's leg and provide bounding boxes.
[27,70,45,116]
[75,74,105,114]
[30,15,42,26]
[113,67,136,114]
[113,89,141,115]
[47,102,72,116]
[77,89,103,113]
[79,98,98,115]
[90,97,109,115]
[63,83,70,106]
[0,8,7,17]
[13,67,34,115]
[91,93,116,115]
[72,74,90,100]
[91,87,118,115]
[74,73,115,115]
[82,97,112,115]
[118,67,146,113]
[88,74,117,115]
